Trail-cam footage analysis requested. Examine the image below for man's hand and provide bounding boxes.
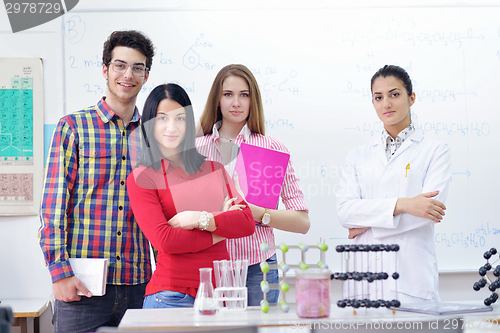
[52,276,92,302]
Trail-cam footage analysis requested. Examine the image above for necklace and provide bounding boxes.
[219,134,236,142]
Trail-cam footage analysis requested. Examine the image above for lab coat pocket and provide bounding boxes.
[402,169,426,198]
[397,240,438,300]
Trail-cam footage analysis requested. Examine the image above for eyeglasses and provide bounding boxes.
[108,61,149,77]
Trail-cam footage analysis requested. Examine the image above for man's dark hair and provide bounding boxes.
[102,30,155,70]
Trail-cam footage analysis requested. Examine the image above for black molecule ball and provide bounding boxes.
[391,300,401,307]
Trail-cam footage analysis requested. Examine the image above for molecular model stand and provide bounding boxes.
[333,244,401,314]
[473,247,500,306]
[259,239,329,313]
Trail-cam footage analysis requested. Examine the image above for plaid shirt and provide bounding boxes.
[39,98,151,285]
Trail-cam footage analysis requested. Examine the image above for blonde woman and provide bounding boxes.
[196,64,310,306]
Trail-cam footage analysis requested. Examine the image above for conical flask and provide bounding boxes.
[194,267,218,315]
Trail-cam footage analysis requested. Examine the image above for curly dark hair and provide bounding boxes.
[102,30,155,70]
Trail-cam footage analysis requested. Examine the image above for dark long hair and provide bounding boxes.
[137,83,205,174]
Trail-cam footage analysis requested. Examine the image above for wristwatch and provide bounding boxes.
[260,208,271,225]
[198,211,209,230]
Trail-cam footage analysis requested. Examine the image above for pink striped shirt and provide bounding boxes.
[196,122,308,265]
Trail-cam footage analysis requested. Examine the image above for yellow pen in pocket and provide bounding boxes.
[405,163,410,195]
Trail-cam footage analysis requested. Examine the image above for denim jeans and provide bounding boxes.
[53,283,146,333]
[246,254,279,306]
[143,290,195,308]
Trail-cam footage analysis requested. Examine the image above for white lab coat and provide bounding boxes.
[336,130,451,302]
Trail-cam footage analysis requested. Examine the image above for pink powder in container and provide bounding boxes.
[295,269,332,318]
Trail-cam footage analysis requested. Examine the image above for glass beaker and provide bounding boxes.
[194,267,218,315]
[295,269,331,318]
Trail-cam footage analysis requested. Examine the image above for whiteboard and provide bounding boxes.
[62,7,500,271]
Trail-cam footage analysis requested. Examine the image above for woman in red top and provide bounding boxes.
[127,83,254,308]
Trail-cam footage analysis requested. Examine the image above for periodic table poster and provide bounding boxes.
[0,58,44,215]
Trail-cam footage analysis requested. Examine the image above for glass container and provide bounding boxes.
[295,269,332,318]
[194,267,218,315]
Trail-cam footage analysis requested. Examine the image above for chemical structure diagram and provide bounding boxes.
[182,34,215,71]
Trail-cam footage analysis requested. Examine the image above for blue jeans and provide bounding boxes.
[246,254,279,306]
[53,283,146,333]
[143,290,195,308]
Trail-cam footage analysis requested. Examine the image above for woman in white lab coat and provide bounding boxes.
[336,65,451,304]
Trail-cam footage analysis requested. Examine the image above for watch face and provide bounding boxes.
[262,214,271,225]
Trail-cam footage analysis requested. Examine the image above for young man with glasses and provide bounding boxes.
[39,30,155,333]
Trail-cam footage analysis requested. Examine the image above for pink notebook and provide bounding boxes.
[233,143,290,209]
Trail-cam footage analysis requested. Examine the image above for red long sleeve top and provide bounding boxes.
[127,159,255,297]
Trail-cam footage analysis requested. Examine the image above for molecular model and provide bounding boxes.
[259,240,329,313]
[333,244,401,314]
[473,247,500,306]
